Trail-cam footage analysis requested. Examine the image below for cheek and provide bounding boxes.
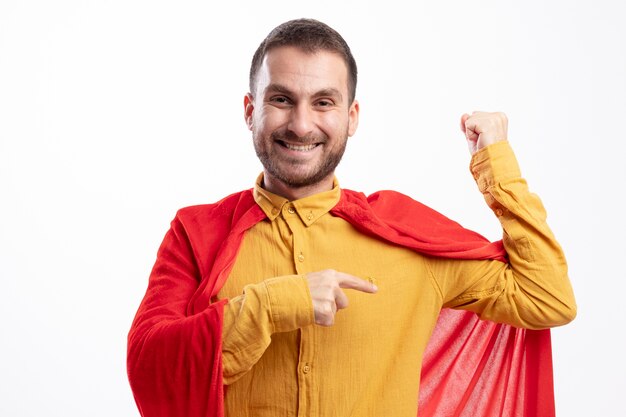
[257,107,288,132]
[320,113,347,136]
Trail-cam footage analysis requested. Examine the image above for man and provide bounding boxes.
[128,19,576,417]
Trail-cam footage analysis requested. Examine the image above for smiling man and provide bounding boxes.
[246,45,358,200]
[128,19,576,417]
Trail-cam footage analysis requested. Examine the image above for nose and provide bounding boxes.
[287,104,315,138]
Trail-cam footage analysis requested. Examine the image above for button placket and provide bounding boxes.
[283,205,309,275]
[283,202,316,415]
[297,326,316,416]
[291,231,305,274]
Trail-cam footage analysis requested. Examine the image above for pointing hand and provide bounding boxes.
[306,269,378,326]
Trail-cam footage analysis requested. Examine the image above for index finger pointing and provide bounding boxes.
[336,273,378,293]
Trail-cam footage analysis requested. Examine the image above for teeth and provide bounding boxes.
[284,143,317,151]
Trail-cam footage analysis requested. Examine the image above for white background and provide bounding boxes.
[1,0,624,415]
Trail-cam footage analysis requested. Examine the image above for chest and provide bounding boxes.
[219,214,443,329]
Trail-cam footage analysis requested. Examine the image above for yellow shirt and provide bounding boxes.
[218,141,576,417]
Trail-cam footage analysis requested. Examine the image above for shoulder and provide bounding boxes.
[366,190,430,210]
[341,188,454,225]
[175,189,254,221]
[341,188,425,206]
[169,189,258,240]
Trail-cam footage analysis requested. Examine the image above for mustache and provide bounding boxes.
[270,131,328,145]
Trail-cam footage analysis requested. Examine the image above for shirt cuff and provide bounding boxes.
[263,275,315,333]
[469,141,522,192]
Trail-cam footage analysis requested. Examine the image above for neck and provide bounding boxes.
[262,173,335,200]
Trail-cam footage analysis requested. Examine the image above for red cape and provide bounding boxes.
[128,189,554,416]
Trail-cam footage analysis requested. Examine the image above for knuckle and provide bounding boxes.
[317,310,334,326]
[320,269,337,280]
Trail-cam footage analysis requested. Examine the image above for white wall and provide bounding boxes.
[1,1,623,415]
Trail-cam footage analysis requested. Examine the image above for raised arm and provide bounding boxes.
[427,112,577,329]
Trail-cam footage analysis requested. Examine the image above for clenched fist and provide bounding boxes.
[460,111,508,155]
[306,269,378,327]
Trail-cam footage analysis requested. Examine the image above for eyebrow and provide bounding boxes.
[265,83,344,103]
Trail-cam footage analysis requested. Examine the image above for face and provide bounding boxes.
[244,46,359,194]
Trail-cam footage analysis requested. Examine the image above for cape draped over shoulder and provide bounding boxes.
[127,189,554,417]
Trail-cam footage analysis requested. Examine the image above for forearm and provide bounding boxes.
[222,274,314,384]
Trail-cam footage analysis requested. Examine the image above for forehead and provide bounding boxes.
[255,46,349,96]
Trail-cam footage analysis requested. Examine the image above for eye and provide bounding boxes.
[316,99,334,107]
[269,96,291,105]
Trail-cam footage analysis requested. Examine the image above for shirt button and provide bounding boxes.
[495,208,504,216]
[307,212,313,221]
[303,364,311,373]
[298,253,305,262]
[287,206,295,214]
[271,207,279,215]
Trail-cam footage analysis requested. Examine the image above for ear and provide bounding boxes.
[244,93,255,131]
[347,99,360,137]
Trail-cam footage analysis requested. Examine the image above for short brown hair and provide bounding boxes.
[249,18,358,103]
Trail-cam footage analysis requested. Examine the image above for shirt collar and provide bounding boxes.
[253,173,341,227]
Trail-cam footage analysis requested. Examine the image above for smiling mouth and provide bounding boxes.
[277,141,320,151]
